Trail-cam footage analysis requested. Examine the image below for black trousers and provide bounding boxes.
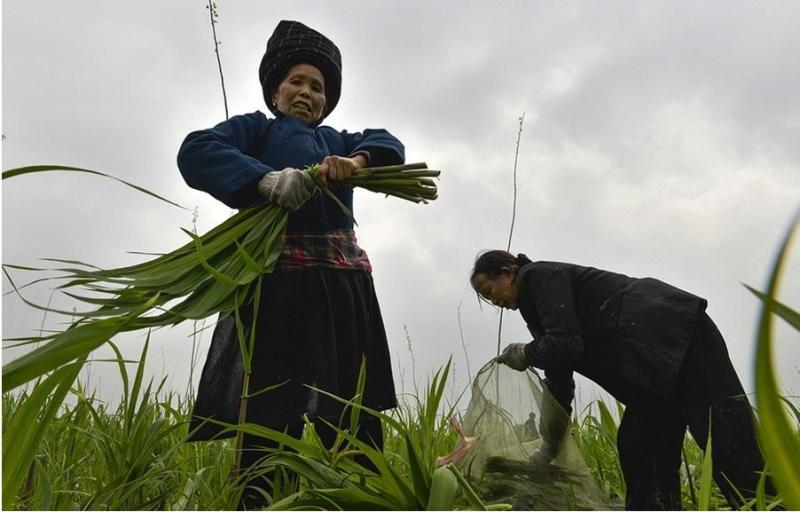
[238,415,384,510]
[617,312,768,510]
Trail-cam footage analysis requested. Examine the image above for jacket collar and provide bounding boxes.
[515,253,534,318]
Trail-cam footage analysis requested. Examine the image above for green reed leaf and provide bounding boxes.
[698,423,714,511]
[750,209,800,509]
[2,358,85,510]
[2,165,187,211]
[428,465,459,510]
[2,294,159,390]
[745,285,800,331]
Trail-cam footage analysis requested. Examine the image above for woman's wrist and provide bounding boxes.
[348,150,370,168]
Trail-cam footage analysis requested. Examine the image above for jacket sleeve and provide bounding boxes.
[177,113,274,209]
[543,368,575,416]
[523,264,585,369]
[344,128,405,167]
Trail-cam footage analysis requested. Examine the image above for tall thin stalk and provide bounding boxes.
[395,349,406,397]
[232,372,250,477]
[230,277,263,481]
[496,113,525,357]
[456,300,472,384]
[404,325,418,392]
[205,0,229,120]
[506,113,524,252]
[36,288,56,341]
[187,207,200,402]
[23,288,56,396]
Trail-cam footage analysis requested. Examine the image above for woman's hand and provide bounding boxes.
[257,168,315,210]
[498,343,530,371]
[318,154,366,186]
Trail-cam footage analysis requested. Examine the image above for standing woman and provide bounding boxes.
[470,250,770,510]
[177,20,402,506]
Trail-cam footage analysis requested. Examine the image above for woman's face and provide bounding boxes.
[472,271,519,310]
[272,63,326,124]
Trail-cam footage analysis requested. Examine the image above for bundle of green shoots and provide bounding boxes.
[2,162,440,390]
[314,161,439,217]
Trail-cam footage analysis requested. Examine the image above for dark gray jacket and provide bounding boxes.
[517,255,707,410]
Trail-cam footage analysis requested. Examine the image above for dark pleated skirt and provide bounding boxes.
[188,267,397,441]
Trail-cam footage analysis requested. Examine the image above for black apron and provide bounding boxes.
[188,266,396,441]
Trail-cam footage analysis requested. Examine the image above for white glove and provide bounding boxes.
[498,343,529,371]
[257,168,315,210]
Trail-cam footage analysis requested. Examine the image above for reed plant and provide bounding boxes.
[3,349,798,510]
[4,348,241,510]
[215,359,498,510]
[570,401,625,501]
[745,209,800,509]
[570,400,736,510]
[2,162,440,391]
[2,354,494,510]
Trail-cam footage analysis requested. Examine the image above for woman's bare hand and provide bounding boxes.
[318,155,366,186]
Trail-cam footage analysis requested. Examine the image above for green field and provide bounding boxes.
[3,352,795,510]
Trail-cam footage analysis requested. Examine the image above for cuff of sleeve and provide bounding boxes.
[348,150,371,166]
[231,177,266,208]
[523,341,541,367]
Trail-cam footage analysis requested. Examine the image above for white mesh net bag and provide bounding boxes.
[456,360,620,510]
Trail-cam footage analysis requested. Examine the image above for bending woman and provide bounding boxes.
[471,250,770,510]
[177,20,402,507]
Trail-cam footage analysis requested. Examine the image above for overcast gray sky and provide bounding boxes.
[3,1,799,411]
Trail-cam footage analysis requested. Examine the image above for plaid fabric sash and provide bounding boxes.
[276,229,372,272]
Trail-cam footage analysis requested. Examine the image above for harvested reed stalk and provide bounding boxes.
[309,162,439,221]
